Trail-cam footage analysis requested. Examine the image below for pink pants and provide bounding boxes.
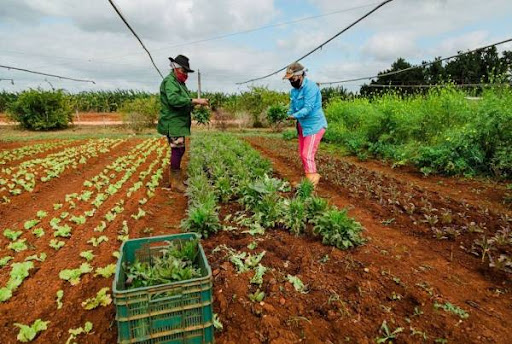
[298,124,325,174]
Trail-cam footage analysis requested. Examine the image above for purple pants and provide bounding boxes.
[167,136,186,170]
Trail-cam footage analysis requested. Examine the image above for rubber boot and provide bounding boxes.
[170,169,187,193]
[306,173,321,187]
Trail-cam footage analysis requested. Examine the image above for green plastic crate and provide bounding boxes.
[113,233,214,344]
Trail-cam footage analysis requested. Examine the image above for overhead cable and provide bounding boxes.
[0,64,95,84]
[0,78,15,85]
[364,83,511,88]
[107,0,164,79]
[318,37,512,85]
[236,0,395,85]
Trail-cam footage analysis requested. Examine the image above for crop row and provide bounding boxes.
[0,140,72,165]
[0,139,123,202]
[0,138,168,305]
[182,134,364,250]
[259,138,512,275]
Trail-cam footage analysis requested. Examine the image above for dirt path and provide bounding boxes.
[228,137,512,344]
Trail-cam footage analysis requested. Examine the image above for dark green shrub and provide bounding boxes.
[7,89,72,130]
[192,106,211,125]
[266,104,289,131]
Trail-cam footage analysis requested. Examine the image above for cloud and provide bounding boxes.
[362,32,419,61]
[434,31,490,55]
[1,0,511,93]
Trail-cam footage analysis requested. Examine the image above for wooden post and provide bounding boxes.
[197,69,202,99]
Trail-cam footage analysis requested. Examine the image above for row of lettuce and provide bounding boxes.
[181,133,364,250]
[0,138,168,342]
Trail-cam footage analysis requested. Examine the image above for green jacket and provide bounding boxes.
[157,72,193,137]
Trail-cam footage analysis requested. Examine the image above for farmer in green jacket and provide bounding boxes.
[157,54,208,192]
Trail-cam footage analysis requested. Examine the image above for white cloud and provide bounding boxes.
[362,32,419,61]
[0,0,511,93]
[434,31,490,55]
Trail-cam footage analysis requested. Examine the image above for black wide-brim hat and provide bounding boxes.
[169,54,195,73]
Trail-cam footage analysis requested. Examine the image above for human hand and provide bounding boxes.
[192,98,209,106]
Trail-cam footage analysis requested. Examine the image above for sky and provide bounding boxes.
[1,0,511,94]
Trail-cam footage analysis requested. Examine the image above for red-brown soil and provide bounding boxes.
[217,136,511,344]
[1,136,511,344]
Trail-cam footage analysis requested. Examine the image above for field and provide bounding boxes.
[0,128,512,344]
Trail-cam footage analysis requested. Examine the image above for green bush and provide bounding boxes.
[266,104,289,131]
[192,106,211,125]
[119,96,159,133]
[7,89,72,130]
[282,129,297,140]
[0,91,18,113]
[324,84,512,177]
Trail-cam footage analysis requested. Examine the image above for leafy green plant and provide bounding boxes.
[32,228,45,238]
[3,228,23,241]
[192,106,212,125]
[181,203,221,238]
[376,320,404,343]
[95,264,116,278]
[80,250,95,262]
[87,235,109,247]
[54,224,72,238]
[70,215,86,225]
[213,313,223,331]
[56,290,64,309]
[434,301,469,319]
[25,253,47,262]
[131,208,146,220]
[14,319,50,342]
[306,197,329,219]
[295,179,315,199]
[248,289,265,302]
[286,274,307,293]
[0,256,13,267]
[250,264,267,286]
[1,262,34,302]
[266,103,289,131]
[124,240,201,289]
[65,321,93,344]
[36,210,48,219]
[8,239,28,252]
[49,239,65,250]
[94,221,107,232]
[59,263,93,285]
[283,198,308,235]
[23,219,40,230]
[313,209,364,249]
[81,287,112,310]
